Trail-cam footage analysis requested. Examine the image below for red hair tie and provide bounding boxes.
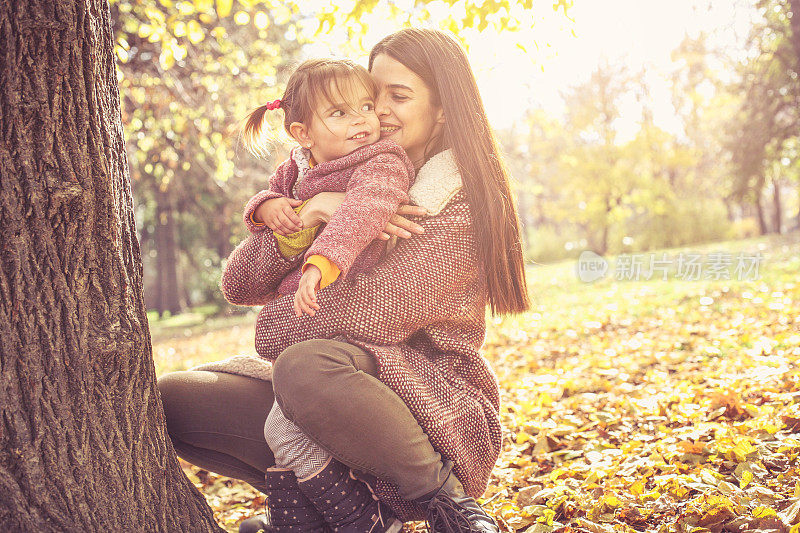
[265,99,282,111]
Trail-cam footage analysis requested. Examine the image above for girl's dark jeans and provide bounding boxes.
[157,339,451,500]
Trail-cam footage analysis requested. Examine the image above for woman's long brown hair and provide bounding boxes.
[369,28,530,316]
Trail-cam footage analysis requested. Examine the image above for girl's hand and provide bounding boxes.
[254,196,305,235]
[294,266,322,317]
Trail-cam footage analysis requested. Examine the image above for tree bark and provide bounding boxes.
[0,1,223,531]
[772,179,783,234]
[755,192,768,235]
[790,0,800,70]
[155,188,182,316]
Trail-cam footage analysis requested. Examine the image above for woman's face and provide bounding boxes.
[370,54,444,169]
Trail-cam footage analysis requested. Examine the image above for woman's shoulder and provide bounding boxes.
[409,149,463,216]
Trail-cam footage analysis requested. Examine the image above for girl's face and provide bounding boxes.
[294,80,380,164]
[370,54,444,169]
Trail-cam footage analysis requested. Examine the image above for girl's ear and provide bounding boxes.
[290,122,313,148]
[435,107,445,124]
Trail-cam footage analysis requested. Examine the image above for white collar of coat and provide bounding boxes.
[408,149,463,216]
[291,146,313,179]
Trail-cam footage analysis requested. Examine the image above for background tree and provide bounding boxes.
[0,0,223,530]
[111,0,303,316]
[727,0,800,234]
[555,62,641,255]
[505,51,736,263]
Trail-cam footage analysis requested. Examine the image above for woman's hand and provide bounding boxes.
[298,192,428,239]
[297,192,346,227]
[378,204,428,240]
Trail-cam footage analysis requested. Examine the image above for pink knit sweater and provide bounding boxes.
[221,150,501,522]
[244,139,414,294]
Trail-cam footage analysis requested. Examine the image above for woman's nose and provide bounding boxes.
[374,94,390,117]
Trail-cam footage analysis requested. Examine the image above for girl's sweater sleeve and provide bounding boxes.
[253,197,480,359]
[221,158,307,306]
[243,157,297,233]
[303,153,411,278]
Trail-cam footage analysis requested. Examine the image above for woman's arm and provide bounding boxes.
[298,192,428,240]
[221,190,429,307]
[253,194,482,359]
[219,230,305,306]
[243,157,298,233]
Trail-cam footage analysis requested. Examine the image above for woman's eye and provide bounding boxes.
[392,94,408,102]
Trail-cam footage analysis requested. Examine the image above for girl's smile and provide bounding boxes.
[292,79,381,164]
[349,131,372,141]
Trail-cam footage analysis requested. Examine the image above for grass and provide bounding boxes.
[152,230,800,532]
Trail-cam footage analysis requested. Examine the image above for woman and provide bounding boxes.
[157,28,530,533]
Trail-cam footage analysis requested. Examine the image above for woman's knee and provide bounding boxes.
[157,371,196,433]
[272,340,349,408]
[272,340,327,400]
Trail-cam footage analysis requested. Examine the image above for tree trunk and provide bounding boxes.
[755,193,768,235]
[790,0,800,70]
[598,196,612,256]
[796,185,800,230]
[155,189,182,316]
[154,188,166,317]
[599,224,609,256]
[721,197,734,222]
[772,179,783,234]
[0,1,222,531]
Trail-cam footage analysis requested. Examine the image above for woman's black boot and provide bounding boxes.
[239,467,330,533]
[413,460,499,533]
[296,457,403,533]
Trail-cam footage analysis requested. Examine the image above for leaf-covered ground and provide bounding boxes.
[153,232,800,532]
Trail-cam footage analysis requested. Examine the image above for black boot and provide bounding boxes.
[239,467,330,533]
[296,457,403,533]
[413,461,499,533]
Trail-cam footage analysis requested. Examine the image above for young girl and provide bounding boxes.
[238,58,415,318]
[235,58,416,533]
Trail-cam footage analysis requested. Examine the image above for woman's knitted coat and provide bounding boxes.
[217,149,501,522]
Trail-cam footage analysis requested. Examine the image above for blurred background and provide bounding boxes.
[109,3,799,527]
[109,0,799,319]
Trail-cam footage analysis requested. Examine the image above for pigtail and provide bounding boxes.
[234,103,278,160]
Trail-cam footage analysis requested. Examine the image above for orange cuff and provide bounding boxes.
[302,255,341,290]
[250,211,266,227]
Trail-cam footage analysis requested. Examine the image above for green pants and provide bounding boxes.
[157,339,451,500]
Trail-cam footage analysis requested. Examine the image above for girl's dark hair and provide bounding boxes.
[369,28,530,316]
[238,58,376,158]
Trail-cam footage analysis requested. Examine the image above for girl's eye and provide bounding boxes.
[331,110,344,117]
[392,94,408,102]
[361,102,375,112]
